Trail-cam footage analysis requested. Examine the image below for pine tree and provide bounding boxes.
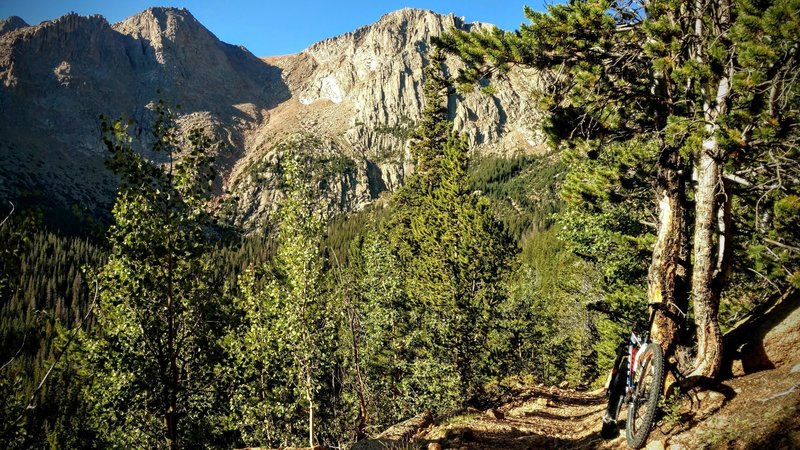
[439,0,800,380]
[362,49,516,414]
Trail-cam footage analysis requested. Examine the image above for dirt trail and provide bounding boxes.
[412,360,800,449]
[416,385,615,449]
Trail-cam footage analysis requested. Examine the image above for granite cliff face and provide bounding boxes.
[0,7,543,230]
[227,8,545,229]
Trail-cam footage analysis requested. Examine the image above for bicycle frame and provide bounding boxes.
[624,306,657,400]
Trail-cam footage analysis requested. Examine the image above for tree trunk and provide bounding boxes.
[688,35,733,376]
[307,381,314,449]
[690,147,725,380]
[649,147,689,356]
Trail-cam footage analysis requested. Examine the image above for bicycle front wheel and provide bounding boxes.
[626,343,664,449]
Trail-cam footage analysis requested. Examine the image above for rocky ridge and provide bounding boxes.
[0,7,544,230]
[0,8,286,226]
[0,16,29,35]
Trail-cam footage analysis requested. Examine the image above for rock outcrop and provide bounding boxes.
[0,7,544,230]
[0,8,287,226]
[229,8,545,228]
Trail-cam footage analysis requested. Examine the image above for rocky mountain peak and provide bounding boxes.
[38,12,111,36]
[0,7,543,231]
[374,7,459,26]
[0,16,29,35]
[228,8,544,229]
[113,7,206,45]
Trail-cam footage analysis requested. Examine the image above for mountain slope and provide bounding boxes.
[223,8,545,229]
[0,7,543,230]
[0,16,28,35]
[0,8,288,229]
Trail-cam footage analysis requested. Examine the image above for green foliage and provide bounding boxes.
[85,102,225,448]
[323,204,388,267]
[443,0,800,382]
[9,0,799,442]
[374,115,415,140]
[245,136,356,187]
[501,227,602,386]
[467,154,564,239]
[559,138,655,290]
[0,215,104,449]
[659,392,686,428]
[223,145,352,448]
[352,51,517,422]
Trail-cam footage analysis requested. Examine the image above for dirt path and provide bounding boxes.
[408,362,800,450]
[354,360,800,450]
[408,385,620,450]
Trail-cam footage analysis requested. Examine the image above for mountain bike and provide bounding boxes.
[589,301,676,449]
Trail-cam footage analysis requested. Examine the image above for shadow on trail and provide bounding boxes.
[459,428,607,450]
[518,406,605,421]
[516,387,608,407]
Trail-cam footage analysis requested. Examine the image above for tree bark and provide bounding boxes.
[690,146,725,380]
[649,147,690,356]
[686,0,733,379]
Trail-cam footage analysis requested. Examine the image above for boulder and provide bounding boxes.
[375,411,434,441]
[485,408,504,420]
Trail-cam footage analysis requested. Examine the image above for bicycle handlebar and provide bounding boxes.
[647,301,687,317]
[585,301,636,325]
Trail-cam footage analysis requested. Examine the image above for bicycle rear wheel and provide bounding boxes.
[626,343,664,449]
[600,356,627,439]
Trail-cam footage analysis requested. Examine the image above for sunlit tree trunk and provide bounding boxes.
[649,147,690,357]
[690,142,730,380]
[690,69,732,379]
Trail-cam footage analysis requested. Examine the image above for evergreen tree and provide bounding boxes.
[1,209,105,448]
[360,49,516,415]
[439,0,800,380]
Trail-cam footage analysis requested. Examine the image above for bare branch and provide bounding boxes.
[764,237,800,254]
[0,331,27,372]
[0,201,14,228]
[723,172,752,187]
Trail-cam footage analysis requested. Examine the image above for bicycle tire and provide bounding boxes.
[626,343,664,449]
[600,356,627,439]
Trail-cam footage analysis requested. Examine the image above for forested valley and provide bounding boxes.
[1,0,798,449]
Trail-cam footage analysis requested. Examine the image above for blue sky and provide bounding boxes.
[0,1,545,56]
